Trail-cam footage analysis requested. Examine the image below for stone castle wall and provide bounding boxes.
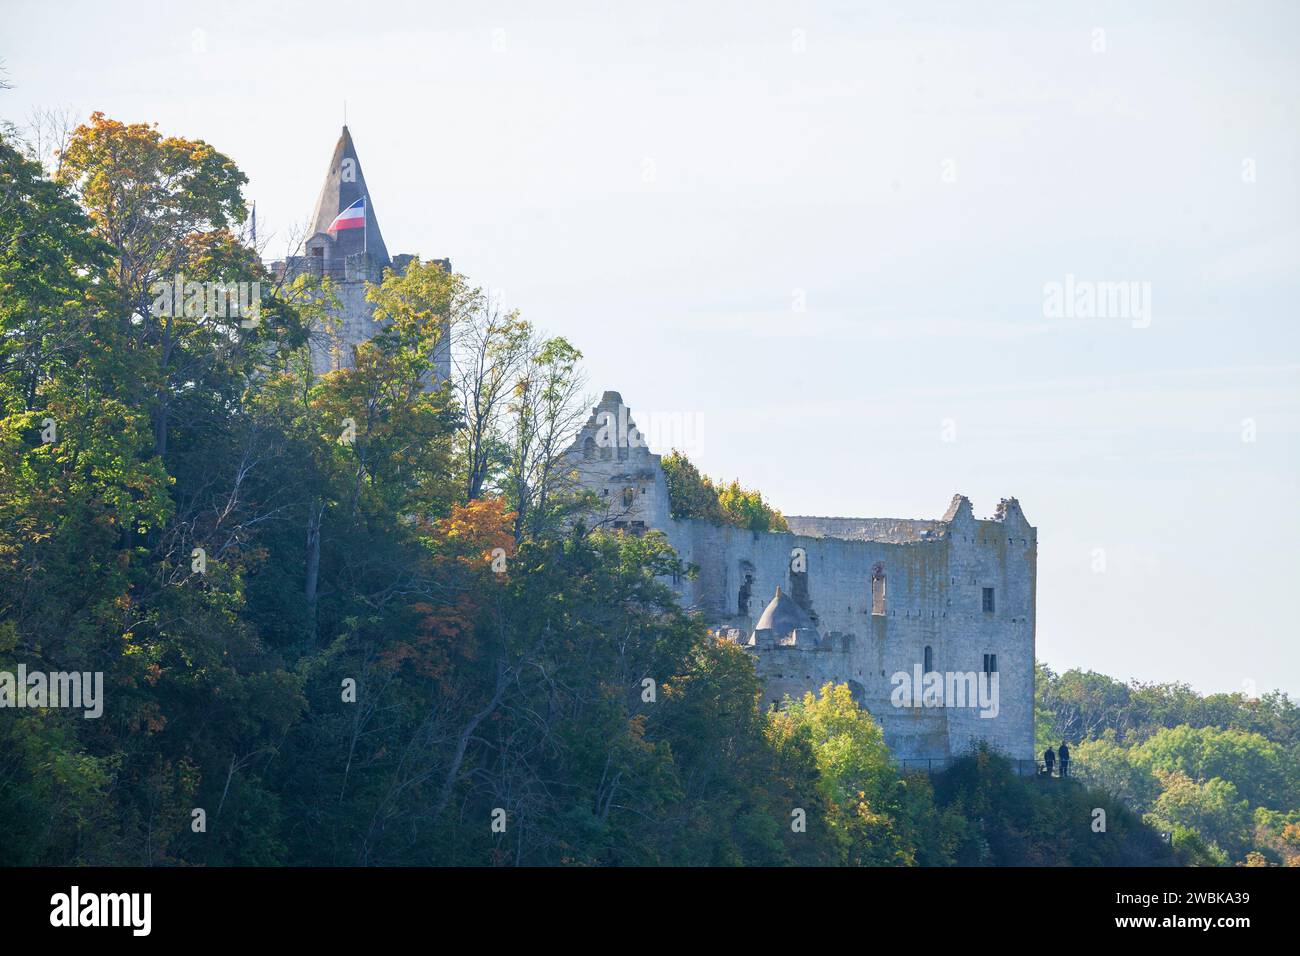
[566,392,1037,764]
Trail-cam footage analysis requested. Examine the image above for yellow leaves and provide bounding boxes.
[364,258,452,349]
[1278,822,1300,855]
[661,450,787,531]
[59,112,248,249]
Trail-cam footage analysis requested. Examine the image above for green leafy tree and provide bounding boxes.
[1147,772,1252,863]
[770,683,920,865]
[1133,724,1295,811]
[660,451,788,531]
[1073,734,1160,811]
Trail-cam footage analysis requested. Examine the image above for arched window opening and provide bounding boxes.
[738,561,755,616]
[871,562,886,616]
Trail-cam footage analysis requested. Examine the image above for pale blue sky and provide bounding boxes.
[3,0,1297,695]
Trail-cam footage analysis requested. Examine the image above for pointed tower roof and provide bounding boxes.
[309,126,390,265]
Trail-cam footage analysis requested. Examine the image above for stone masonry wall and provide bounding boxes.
[565,395,1037,763]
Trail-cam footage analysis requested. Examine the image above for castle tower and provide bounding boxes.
[274,126,451,382]
[307,125,390,265]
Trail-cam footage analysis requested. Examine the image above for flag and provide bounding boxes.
[327,196,366,232]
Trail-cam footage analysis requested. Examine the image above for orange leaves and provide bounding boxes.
[379,499,515,681]
[381,592,480,679]
[432,496,515,571]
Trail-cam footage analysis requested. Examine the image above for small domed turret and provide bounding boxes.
[752,586,821,648]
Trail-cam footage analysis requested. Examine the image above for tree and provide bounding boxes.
[1147,772,1252,863]
[1073,734,1159,812]
[1133,724,1295,812]
[657,638,835,865]
[718,478,789,533]
[660,451,725,523]
[57,112,256,460]
[769,683,917,865]
[450,285,532,501]
[502,334,586,539]
[660,450,788,531]
[0,131,110,410]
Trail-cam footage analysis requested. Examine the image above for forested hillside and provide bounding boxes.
[0,112,1258,866]
[1038,665,1300,865]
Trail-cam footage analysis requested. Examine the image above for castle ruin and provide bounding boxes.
[272,129,1037,769]
[564,391,1037,768]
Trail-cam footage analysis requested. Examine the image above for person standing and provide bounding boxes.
[1043,746,1056,777]
[1058,741,1071,778]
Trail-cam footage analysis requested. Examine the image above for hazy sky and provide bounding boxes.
[3,0,1297,696]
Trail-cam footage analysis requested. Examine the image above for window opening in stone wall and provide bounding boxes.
[738,563,755,616]
[871,562,886,615]
[982,653,998,674]
[982,587,995,613]
[924,645,933,673]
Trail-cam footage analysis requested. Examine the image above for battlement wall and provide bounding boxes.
[785,515,945,543]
